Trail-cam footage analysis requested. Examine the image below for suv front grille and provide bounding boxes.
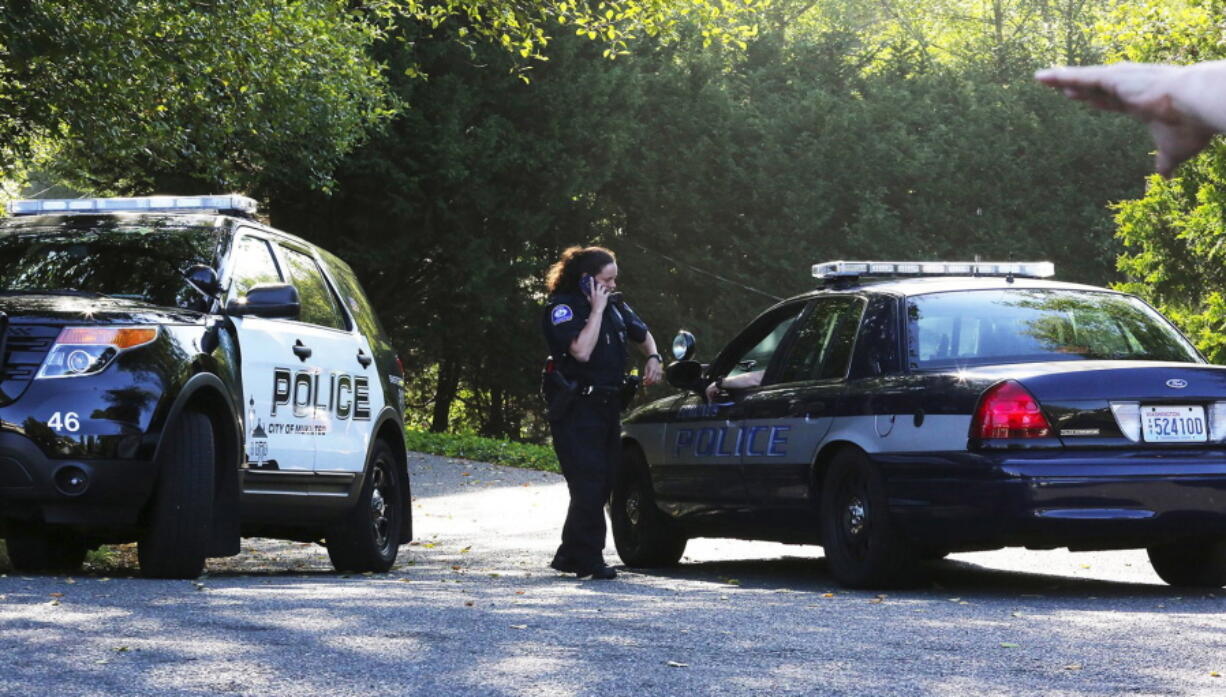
[1,324,60,405]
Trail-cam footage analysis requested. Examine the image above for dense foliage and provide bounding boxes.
[0,0,392,196]
[1105,0,1226,361]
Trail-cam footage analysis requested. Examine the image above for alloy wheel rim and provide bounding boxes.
[370,464,392,551]
[626,486,643,528]
[836,470,871,561]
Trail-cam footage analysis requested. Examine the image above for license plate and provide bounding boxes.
[1141,405,1207,443]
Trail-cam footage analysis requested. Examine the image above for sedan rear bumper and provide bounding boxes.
[876,448,1226,552]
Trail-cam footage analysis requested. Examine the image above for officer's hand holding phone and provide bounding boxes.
[583,274,610,312]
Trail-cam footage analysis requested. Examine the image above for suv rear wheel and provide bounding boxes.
[326,441,402,573]
[138,410,215,579]
[1147,537,1226,588]
[5,525,89,573]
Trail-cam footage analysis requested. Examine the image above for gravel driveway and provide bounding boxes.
[1,452,1223,697]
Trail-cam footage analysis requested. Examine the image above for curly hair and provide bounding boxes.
[545,245,616,294]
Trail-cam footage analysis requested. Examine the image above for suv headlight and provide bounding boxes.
[36,326,159,379]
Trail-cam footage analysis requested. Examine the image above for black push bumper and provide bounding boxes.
[878,448,1226,552]
[0,431,156,527]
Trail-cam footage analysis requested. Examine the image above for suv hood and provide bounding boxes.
[0,293,206,325]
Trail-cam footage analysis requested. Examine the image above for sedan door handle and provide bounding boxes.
[357,349,372,368]
[292,340,312,361]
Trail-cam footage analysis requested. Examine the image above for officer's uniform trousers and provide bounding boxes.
[550,393,621,569]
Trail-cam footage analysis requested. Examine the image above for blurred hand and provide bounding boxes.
[1036,62,1222,177]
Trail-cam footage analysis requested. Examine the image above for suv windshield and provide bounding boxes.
[906,289,1201,369]
[0,215,221,308]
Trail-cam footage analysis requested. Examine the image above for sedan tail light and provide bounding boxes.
[971,380,1052,439]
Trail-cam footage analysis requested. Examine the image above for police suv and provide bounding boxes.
[0,196,410,578]
[615,261,1226,589]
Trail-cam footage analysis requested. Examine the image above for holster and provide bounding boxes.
[620,374,642,412]
[541,357,579,422]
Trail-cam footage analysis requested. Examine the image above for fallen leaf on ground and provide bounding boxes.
[821,593,835,598]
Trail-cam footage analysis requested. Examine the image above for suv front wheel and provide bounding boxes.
[326,441,402,572]
[138,410,215,579]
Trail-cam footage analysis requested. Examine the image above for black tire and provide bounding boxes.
[326,441,402,573]
[819,448,918,589]
[138,410,215,579]
[1147,537,1226,588]
[5,525,89,573]
[609,448,686,567]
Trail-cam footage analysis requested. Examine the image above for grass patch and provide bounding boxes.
[404,429,559,473]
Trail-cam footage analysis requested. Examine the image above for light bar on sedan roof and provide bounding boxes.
[7,195,258,217]
[811,260,1055,280]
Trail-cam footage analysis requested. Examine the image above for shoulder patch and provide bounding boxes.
[551,304,574,325]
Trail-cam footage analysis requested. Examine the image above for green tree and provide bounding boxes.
[1102,0,1226,360]
[0,0,394,196]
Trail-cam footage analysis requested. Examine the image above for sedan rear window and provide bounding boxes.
[906,289,1201,369]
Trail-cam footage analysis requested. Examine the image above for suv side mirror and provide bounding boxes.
[226,283,301,319]
[672,330,696,361]
[666,359,705,392]
[184,264,221,297]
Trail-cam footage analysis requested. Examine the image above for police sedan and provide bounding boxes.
[612,261,1226,588]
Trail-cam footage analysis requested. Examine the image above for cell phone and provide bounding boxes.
[580,274,593,296]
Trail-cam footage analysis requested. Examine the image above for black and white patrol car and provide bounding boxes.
[0,195,410,578]
[614,260,1226,588]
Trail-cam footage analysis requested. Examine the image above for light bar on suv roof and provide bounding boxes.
[811,260,1055,280]
[7,195,258,217]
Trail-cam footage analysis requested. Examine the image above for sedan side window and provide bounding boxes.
[775,297,866,383]
[717,304,807,381]
[228,236,283,300]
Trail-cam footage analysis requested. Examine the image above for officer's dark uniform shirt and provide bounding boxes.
[543,291,648,387]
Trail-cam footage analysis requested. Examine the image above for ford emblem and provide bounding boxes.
[1166,378,1188,389]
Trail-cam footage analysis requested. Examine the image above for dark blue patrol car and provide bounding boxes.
[612,261,1226,588]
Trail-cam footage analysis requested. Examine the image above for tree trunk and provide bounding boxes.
[430,356,460,433]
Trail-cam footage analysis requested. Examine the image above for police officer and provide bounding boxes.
[542,246,663,579]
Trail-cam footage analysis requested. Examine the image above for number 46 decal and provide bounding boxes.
[48,412,80,432]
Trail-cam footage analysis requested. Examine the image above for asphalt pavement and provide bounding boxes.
[1,452,1224,697]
